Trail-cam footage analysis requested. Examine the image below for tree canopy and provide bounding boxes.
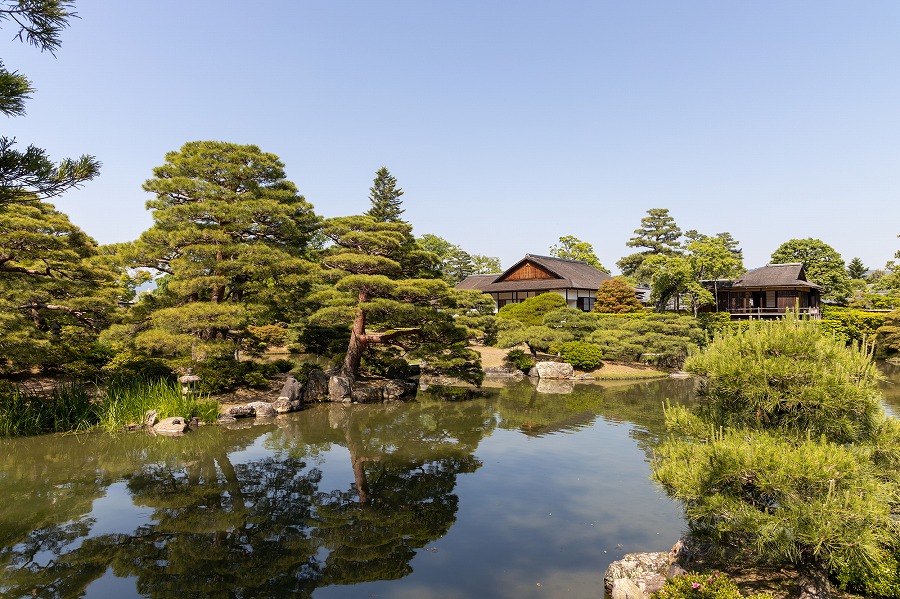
[418,233,501,285]
[0,0,99,207]
[109,141,319,363]
[617,208,682,283]
[593,277,643,313]
[365,166,405,223]
[310,215,481,384]
[770,238,852,304]
[549,235,609,273]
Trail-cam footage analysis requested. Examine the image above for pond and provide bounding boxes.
[0,365,897,598]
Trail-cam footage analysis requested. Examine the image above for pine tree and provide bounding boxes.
[0,1,99,206]
[617,208,682,283]
[311,215,481,383]
[847,257,867,280]
[365,167,405,223]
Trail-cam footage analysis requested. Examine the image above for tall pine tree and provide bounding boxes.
[365,167,405,223]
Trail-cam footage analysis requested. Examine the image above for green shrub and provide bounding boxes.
[653,572,772,599]
[504,349,535,373]
[557,341,604,370]
[242,371,270,388]
[832,552,900,598]
[820,305,886,346]
[589,313,705,368]
[271,358,295,373]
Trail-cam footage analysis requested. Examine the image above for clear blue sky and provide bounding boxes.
[6,1,899,273]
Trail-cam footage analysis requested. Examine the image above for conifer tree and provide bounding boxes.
[0,1,99,206]
[110,141,319,362]
[310,215,481,383]
[653,318,900,598]
[365,167,405,223]
[617,208,682,283]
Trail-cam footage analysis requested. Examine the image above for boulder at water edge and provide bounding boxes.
[528,361,574,379]
[154,416,189,435]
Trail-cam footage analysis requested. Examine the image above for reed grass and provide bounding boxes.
[98,377,219,431]
[0,382,99,437]
[0,377,219,437]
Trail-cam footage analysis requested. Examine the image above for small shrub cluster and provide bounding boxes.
[557,341,604,370]
[653,572,773,599]
[820,305,886,346]
[191,358,291,393]
[504,349,535,373]
[588,313,706,368]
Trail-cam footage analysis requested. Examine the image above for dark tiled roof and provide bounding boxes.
[732,263,822,289]
[455,254,612,293]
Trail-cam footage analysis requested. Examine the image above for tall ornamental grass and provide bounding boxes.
[0,378,219,437]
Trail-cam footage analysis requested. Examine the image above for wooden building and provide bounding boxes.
[456,254,612,312]
[704,263,822,319]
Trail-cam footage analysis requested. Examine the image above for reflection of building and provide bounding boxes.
[456,254,612,312]
[703,263,822,319]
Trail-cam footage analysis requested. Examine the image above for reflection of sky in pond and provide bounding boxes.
[5,368,897,599]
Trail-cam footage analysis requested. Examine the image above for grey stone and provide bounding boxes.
[383,379,416,400]
[278,375,303,402]
[144,409,159,428]
[328,376,353,402]
[536,378,575,394]
[216,414,237,424]
[531,361,575,379]
[305,369,329,402]
[227,405,255,418]
[154,416,189,435]
[484,366,525,379]
[351,385,383,403]
[611,578,644,599]
[604,552,671,594]
[247,401,276,418]
[272,398,302,413]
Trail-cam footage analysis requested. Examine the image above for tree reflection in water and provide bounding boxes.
[0,399,490,598]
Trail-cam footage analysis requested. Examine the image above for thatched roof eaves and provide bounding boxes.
[456,254,611,293]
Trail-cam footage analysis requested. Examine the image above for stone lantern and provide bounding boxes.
[178,369,201,396]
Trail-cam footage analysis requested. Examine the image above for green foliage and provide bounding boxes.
[99,377,219,430]
[497,323,573,356]
[542,307,600,336]
[594,277,643,313]
[617,208,683,283]
[847,257,867,280]
[875,310,900,359]
[0,381,97,436]
[503,349,535,373]
[819,305,885,347]
[190,358,280,394]
[557,341,604,370]
[549,235,609,272]
[653,571,773,599]
[496,293,567,327]
[365,166,405,223]
[654,317,900,595]
[360,345,414,379]
[849,292,900,311]
[0,198,124,374]
[770,238,852,304]
[588,313,705,367]
[0,2,100,207]
[313,214,481,383]
[417,233,501,285]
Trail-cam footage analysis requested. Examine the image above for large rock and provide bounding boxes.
[227,405,255,418]
[144,409,159,428]
[247,401,276,418]
[278,375,304,403]
[154,416,189,435]
[382,379,417,401]
[328,375,353,402]
[272,398,302,413]
[604,551,673,599]
[351,385,383,403]
[305,369,329,402]
[528,361,574,379]
[484,366,525,379]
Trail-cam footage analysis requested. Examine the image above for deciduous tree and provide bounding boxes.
[770,238,852,304]
[549,235,609,273]
[593,277,643,313]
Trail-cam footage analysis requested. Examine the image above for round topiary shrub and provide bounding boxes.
[503,349,535,373]
[558,341,604,370]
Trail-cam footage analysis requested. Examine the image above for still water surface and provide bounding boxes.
[1,365,898,598]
